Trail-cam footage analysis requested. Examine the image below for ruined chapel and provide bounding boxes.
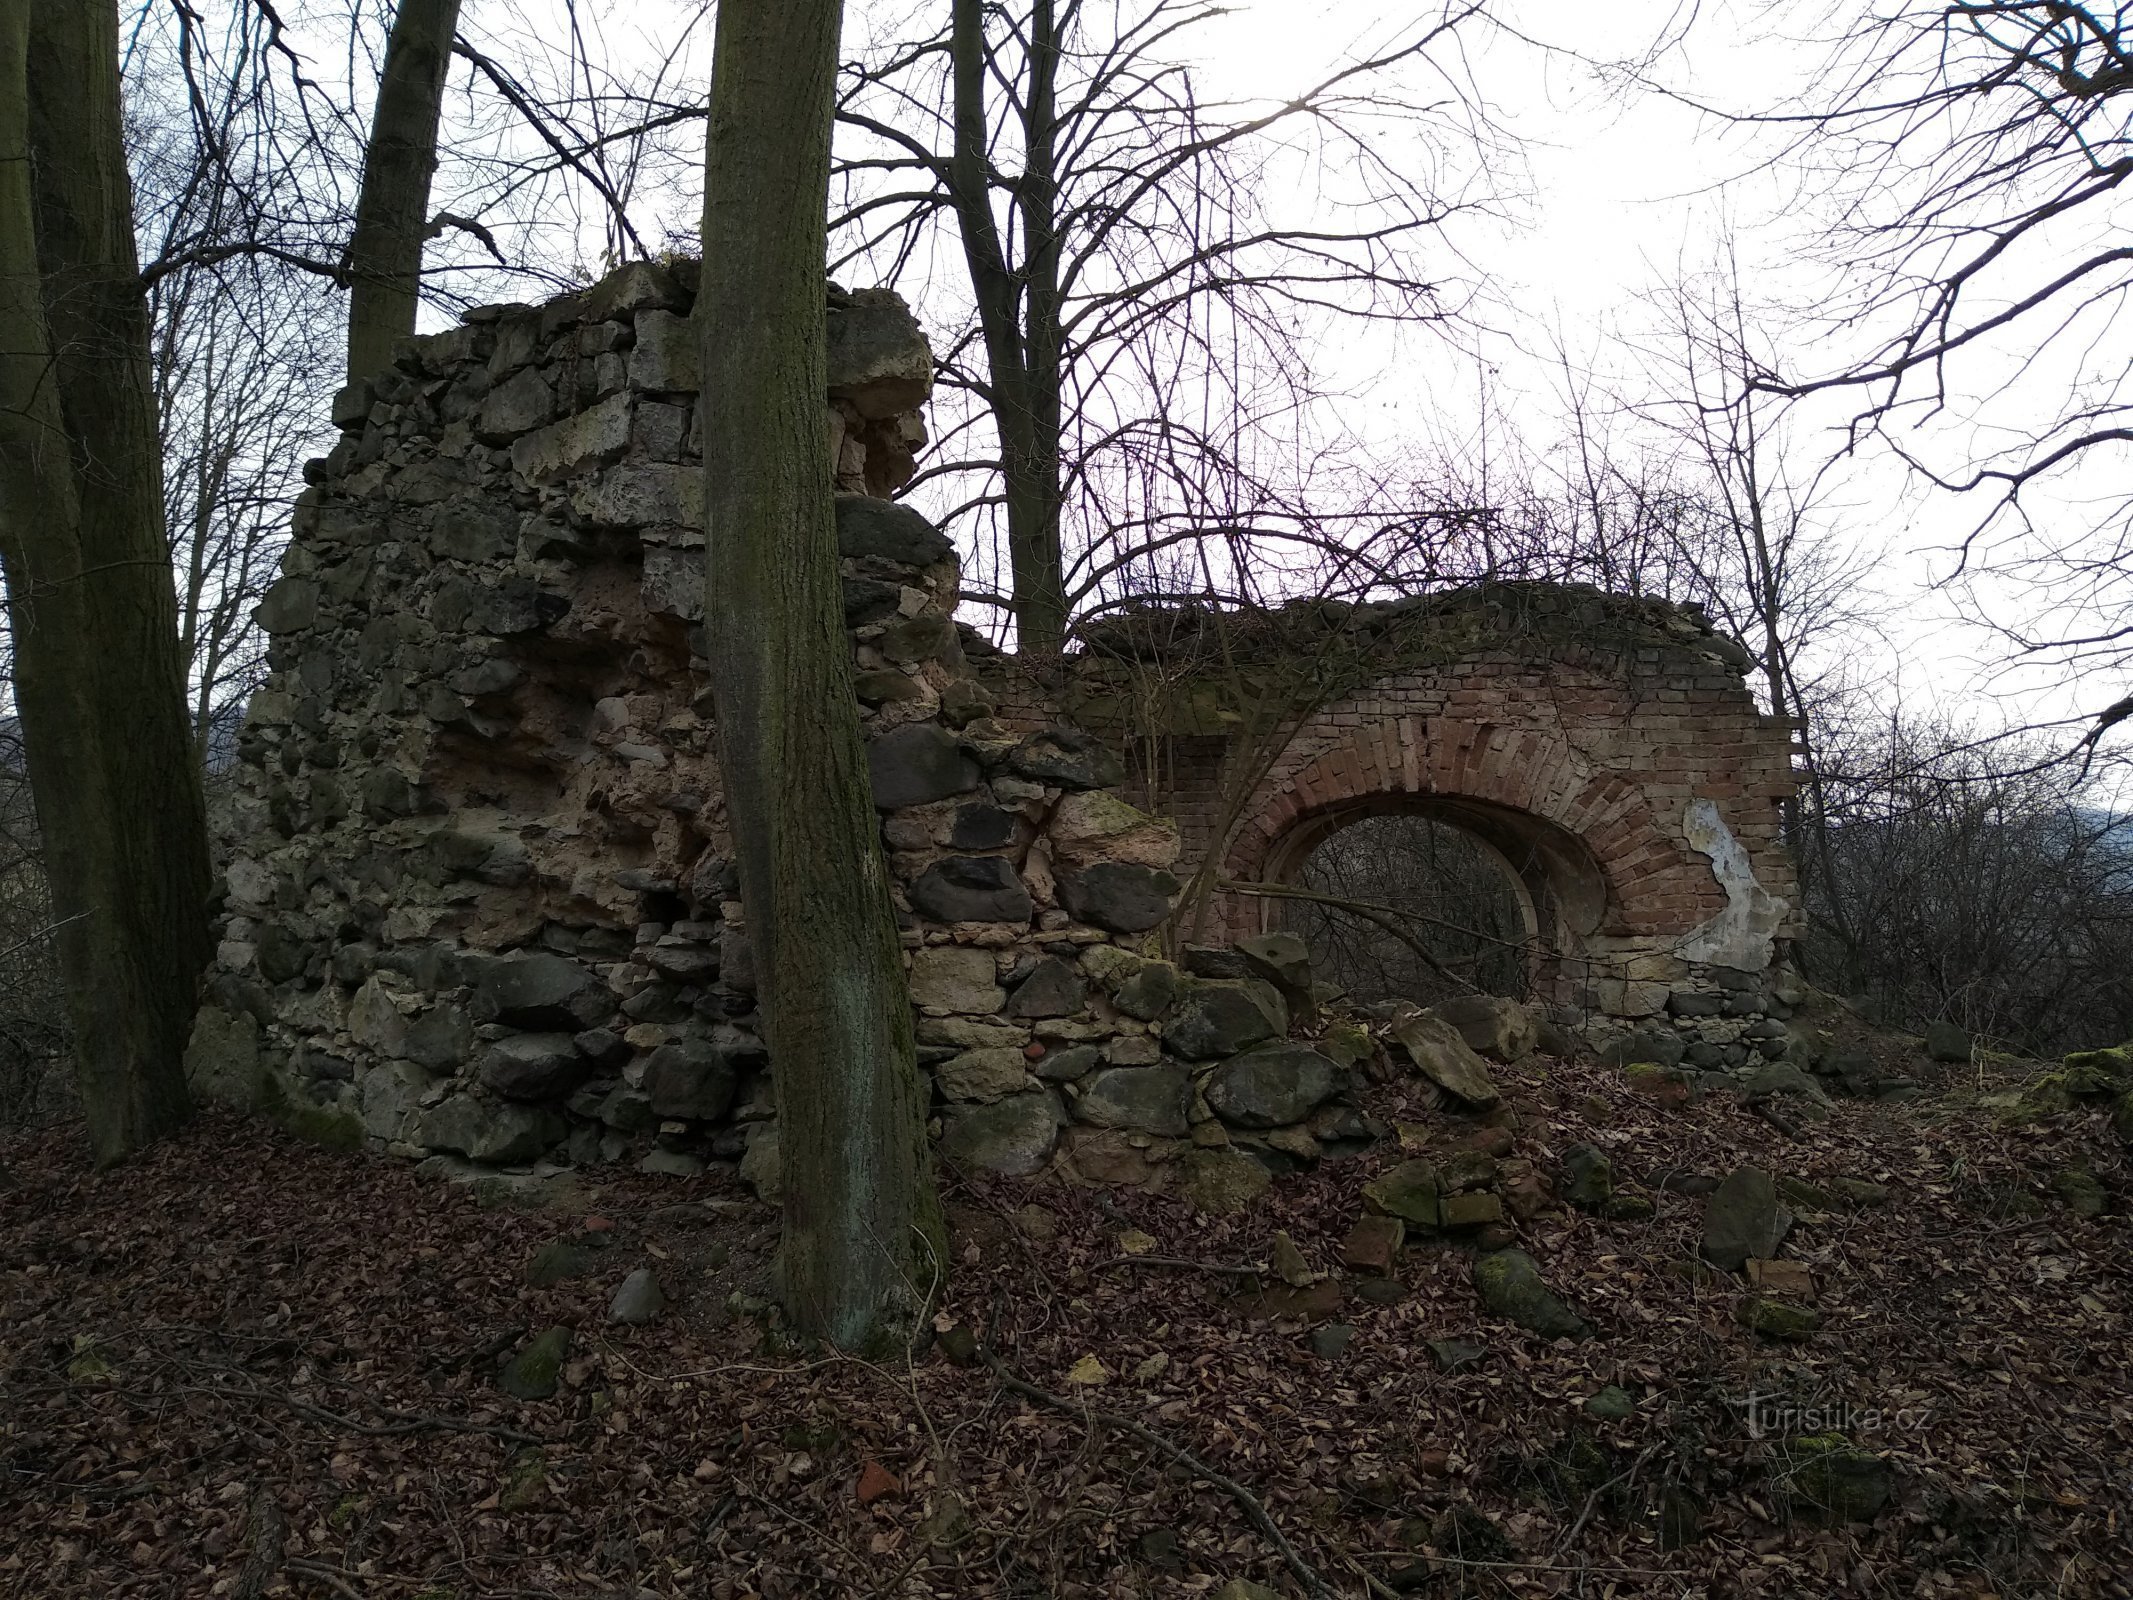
[183,259,1804,1197]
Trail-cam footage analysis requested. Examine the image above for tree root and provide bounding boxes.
[233,1486,286,1600]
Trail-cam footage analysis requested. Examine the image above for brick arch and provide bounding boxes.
[1216,717,1727,978]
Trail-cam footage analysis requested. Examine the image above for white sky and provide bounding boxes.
[433,0,2121,759]
[1187,0,2115,749]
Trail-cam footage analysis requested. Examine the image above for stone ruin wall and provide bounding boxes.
[184,259,1368,1200]
[974,590,1805,1074]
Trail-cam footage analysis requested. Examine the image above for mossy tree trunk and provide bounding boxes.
[345,0,462,381]
[0,0,213,1166]
[697,0,943,1349]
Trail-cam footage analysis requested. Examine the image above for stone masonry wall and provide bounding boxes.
[184,261,1379,1202]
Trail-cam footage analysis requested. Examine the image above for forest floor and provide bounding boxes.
[2,1036,2129,1600]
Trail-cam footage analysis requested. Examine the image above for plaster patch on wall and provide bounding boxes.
[1676,797,1787,970]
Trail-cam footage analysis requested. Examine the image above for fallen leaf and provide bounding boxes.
[856,1459,900,1504]
[1065,1354,1110,1386]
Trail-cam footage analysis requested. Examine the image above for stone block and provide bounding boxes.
[909,946,1005,1014]
[1204,1044,1340,1128]
[1060,861,1178,934]
[826,287,933,418]
[628,309,698,391]
[936,1047,1034,1103]
[478,1033,589,1101]
[941,1090,1063,1176]
[1072,1065,1192,1135]
[508,392,633,483]
[835,494,951,566]
[908,857,1032,924]
[867,723,980,809]
[572,461,701,527]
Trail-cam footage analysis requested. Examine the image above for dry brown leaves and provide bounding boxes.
[2,1050,2129,1600]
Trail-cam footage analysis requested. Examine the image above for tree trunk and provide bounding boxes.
[1019,0,1068,656]
[0,0,212,1166]
[698,0,942,1350]
[948,0,1068,657]
[345,0,462,380]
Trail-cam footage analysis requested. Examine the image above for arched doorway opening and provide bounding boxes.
[1252,795,1611,1009]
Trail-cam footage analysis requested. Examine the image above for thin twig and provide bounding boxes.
[981,1351,1335,1599]
[1219,878,1484,992]
[1095,1254,1266,1278]
[1357,1548,1684,1579]
[1342,1552,1403,1600]
[1750,1100,1806,1139]
[284,1560,366,1600]
[171,1381,543,1446]
[432,1323,526,1373]
[1555,1441,1664,1555]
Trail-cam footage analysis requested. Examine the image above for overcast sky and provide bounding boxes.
[436,0,2119,759]
[1187,1,2121,751]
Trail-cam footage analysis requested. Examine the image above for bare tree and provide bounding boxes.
[0,690,63,1130]
[125,35,341,756]
[1635,2,2133,753]
[0,0,213,1165]
[698,0,941,1350]
[1622,247,1892,947]
[346,0,464,377]
[1286,814,1533,1004]
[833,0,1507,653]
[1800,710,2133,1054]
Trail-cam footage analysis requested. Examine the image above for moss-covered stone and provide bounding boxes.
[1363,1160,1441,1227]
[1318,1019,1374,1069]
[1173,1148,1271,1215]
[1561,1144,1613,1209]
[498,1325,572,1401]
[2060,1043,2133,1094]
[1784,1435,1892,1523]
[498,1448,548,1510]
[1078,944,1143,989]
[1440,1191,1504,1229]
[1472,1249,1588,1340]
[1775,1175,1833,1210]
[1583,1384,1635,1420]
[1437,1150,1499,1192]
[2051,1167,2108,1217]
[1112,960,1181,1021]
[1998,1072,2075,1125]
[1624,1061,1695,1105]
[1735,1295,1819,1341]
[524,1239,599,1286]
[183,1004,268,1111]
[1827,1175,1891,1208]
[259,1074,366,1153]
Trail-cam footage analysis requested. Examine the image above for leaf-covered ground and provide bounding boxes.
[2,1043,2129,1599]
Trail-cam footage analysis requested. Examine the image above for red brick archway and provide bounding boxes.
[1213,716,1733,1004]
[1223,717,1724,931]
[980,586,1804,1019]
